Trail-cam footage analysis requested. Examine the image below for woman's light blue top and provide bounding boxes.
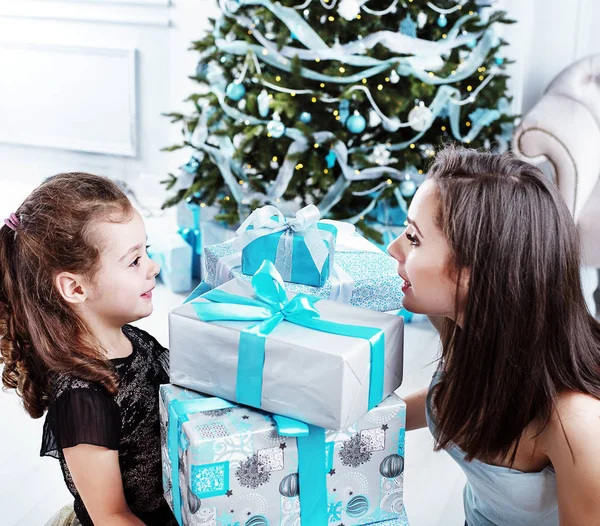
[426,372,559,525]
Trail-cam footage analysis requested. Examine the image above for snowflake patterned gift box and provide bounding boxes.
[231,204,337,288]
[169,261,404,431]
[159,383,408,526]
[204,220,404,312]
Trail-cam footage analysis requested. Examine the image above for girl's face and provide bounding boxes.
[86,210,160,326]
[387,179,468,324]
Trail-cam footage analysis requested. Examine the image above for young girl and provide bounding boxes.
[387,146,600,525]
[0,173,177,525]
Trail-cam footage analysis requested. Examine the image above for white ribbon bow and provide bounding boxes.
[232,204,331,279]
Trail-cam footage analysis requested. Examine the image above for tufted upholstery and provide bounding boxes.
[512,54,600,268]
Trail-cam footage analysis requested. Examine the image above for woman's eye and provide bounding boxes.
[406,232,419,246]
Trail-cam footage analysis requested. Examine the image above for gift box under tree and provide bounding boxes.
[160,383,409,526]
[169,261,404,430]
[204,219,404,313]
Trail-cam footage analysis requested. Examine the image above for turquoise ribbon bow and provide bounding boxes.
[167,397,328,526]
[191,260,386,411]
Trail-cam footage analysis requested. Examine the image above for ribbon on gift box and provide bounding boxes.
[232,204,334,283]
[212,220,382,303]
[167,395,328,525]
[167,395,235,525]
[191,260,385,411]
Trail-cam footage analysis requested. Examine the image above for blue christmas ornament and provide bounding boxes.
[299,111,312,124]
[467,38,478,49]
[266,120,286,138]
[346,112,366,134]
[325,149,337,169]
[183,157,200,174]
[278,473,299,497]
[226,82,246,101]
[400,14,417,38]
[245,515,269,526]
[379,453,404,479]
[400,179,417,198]
[291,31,298,40]
[437,14,447,27]
[495,56,505,65]
[346,495,370,518]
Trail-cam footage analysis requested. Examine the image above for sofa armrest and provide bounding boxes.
[512,93,600,221]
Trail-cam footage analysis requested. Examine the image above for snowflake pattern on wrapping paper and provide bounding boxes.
[360,428,386,452]
[204,243,403,312]
[194,421,229,439]
[236,453,271,489]
[257,446,284,473]
[339,434,372,468]
[328,501,342,522]
[202,407,234,417]
[190,461,229,497]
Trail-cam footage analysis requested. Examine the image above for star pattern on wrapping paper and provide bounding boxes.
[382,424,389,431]
[328,468,336,476]
[242,415,249,420]
[226,490,233,497]
[279,442,287,450]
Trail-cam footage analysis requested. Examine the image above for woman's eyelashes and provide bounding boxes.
[406,232,419,246]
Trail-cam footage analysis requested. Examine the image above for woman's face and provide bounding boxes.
[387,179,468,324]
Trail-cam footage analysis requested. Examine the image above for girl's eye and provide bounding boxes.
[406,232,419,246]
[130,256,141,267]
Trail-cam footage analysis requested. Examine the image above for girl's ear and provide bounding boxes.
[55,272,88,304]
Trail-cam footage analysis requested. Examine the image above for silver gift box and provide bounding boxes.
[169,278,404,430]
[160,383,408,526]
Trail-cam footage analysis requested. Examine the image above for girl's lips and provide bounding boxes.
[141,288,154,298]
[402,281,412,293]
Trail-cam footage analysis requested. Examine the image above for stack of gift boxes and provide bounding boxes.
[161,204,410,525]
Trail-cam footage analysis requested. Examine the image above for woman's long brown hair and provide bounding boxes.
[429,146,600,465]
[0,173,134,418]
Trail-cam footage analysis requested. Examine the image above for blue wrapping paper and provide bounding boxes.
[159,383,408,526]
[203,241,404,312]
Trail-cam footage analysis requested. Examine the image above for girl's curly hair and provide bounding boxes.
[0,173,134,418]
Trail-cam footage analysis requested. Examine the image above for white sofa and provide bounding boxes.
[512,54,600,316]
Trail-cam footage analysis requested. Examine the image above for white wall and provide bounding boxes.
[0,0,220,209]
[503,0,600,116]
[0,0,598,210]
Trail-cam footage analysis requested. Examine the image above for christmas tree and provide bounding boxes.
[162,0,515,242]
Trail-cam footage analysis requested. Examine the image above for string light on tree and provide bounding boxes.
[162,0,516,243]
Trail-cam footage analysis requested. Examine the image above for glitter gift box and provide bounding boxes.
[169,262,404,431]
[160,383,408,526]
[203,226,404,312]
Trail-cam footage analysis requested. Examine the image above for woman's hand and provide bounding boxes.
[63,444,146,525]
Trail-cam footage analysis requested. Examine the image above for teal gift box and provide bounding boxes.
[233,204,336,287]
[148,234,193,294]
[160,383,408,526]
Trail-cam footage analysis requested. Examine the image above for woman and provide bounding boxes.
[387,146,600,525]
